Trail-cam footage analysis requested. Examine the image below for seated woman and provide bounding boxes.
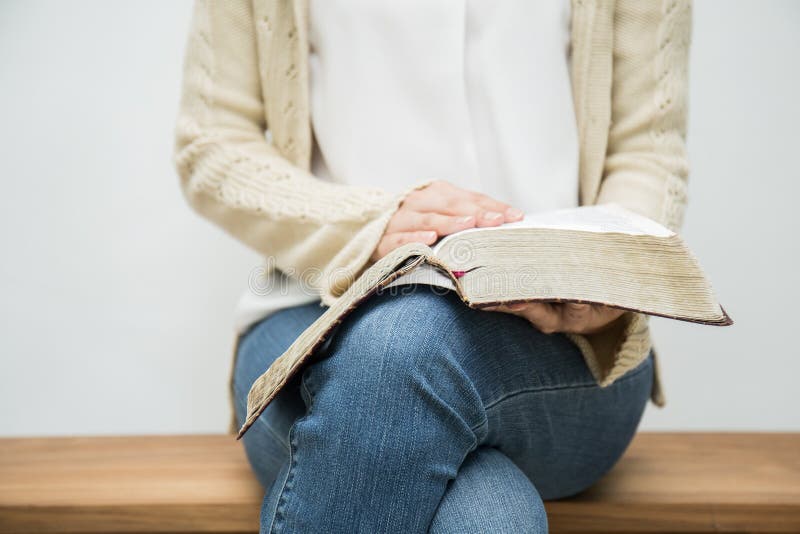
[173,1,691,532]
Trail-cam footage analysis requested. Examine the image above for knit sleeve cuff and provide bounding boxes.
[318,179,434,306]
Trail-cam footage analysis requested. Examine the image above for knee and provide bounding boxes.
[472,448,547,532]
[431,447,548,533]
[311,290,454,389]
[304,290,486,432]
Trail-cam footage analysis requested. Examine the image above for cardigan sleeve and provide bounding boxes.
[596,0,692,232]
[568,1,692,405]
[173,0,411,305]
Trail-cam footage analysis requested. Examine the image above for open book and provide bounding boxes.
[236,204,731,439]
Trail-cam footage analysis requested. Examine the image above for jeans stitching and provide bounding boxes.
[483,355,653,412]
[469,416,489,435]
[267,421,295,533]
[267,374,316,532]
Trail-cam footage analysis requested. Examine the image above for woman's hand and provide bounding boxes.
[484,302,626,335]
[372,180,524,260]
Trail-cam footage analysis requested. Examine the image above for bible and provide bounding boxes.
[236,204,731,439]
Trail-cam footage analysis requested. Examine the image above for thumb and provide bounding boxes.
[565,302,590,311]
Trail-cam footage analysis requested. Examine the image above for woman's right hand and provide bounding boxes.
[371,180,524,261]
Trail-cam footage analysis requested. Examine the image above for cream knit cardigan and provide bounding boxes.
[173,0,692,434]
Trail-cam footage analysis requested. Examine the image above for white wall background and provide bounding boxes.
[0,0,798,437]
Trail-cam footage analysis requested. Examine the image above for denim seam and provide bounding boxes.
[483,357,652,412]
[268,377,316,532]
[267,420,295,533]
[454,432,480,484]
[469,416,489,436]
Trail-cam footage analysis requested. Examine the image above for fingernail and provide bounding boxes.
[484,211,503,221]
[506,207,524,219]
[458,215,475,224]
[425,231,438,240]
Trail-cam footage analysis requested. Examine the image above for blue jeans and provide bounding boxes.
[234,286,653,533]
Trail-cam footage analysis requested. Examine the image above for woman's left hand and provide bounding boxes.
[484,302,625,335]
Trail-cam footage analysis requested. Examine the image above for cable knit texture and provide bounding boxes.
[173,0,692,434]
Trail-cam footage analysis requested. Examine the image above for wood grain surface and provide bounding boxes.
[0,433,797,533]
[546,433,800,532]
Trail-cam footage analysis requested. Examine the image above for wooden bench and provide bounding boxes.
[0,433,798,533]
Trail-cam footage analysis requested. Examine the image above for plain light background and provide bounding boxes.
[0,0,797,437]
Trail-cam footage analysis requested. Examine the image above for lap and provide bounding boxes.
[234,285,653,497]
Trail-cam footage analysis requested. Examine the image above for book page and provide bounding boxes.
[384,263,456,291]
[386,204,674,290]
[434,203,674,253]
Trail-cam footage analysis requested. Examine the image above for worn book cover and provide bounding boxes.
[237,204,731,439]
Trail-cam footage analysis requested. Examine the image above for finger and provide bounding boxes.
[566,303,590,311]
[474,209,507,227]
[400,181,471,212]
[469,193,524,223]
[518,303,563,334]
[403,184,523,224]
[445,202,520,227]
[374,231,437,259]
[503,206,525,222]
[385,211,476,236]
[433,200,507,227]
[561,303,591,332]
[581,306,626,335]
[398,197,506,229]
[482,303,528,317]
[437,199,489,217]
[468,191,510,213]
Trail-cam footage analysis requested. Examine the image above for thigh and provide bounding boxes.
[364,286,654,500]
[481,350,653,500]
[233,301,326,489]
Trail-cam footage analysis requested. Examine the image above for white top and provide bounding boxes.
[234,0,579,333]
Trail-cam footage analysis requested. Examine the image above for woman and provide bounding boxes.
[174,0,691,531]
